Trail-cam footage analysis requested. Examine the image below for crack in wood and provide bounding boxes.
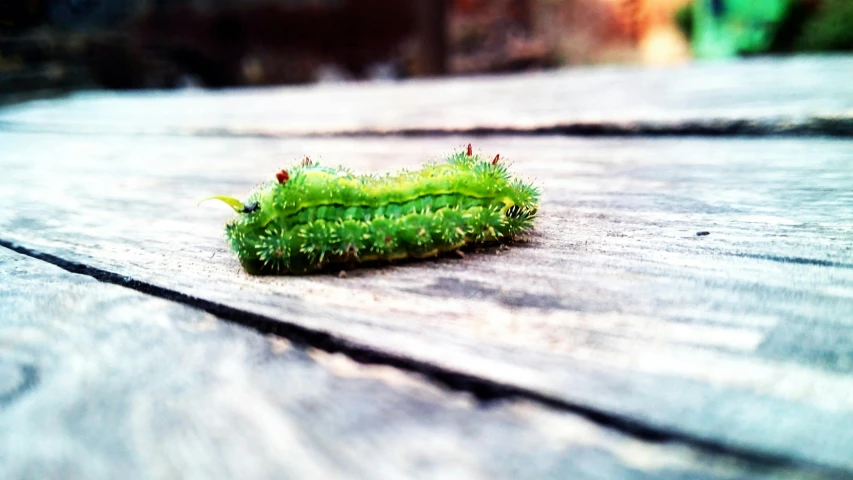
[2,117,853,139]
[729,253,853,270]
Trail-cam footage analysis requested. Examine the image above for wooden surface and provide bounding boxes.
[1,131,852,476]
[0,247,812,480]
[0,56,851,137]
[1,57,852,478]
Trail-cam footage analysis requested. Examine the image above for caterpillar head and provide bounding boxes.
[202,162,360,270]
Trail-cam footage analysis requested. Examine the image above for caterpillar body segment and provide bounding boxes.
[214,145,539,274]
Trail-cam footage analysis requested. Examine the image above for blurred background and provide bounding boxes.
[1,0,851,104]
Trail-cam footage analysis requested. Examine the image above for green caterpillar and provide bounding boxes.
[206,145,539,274]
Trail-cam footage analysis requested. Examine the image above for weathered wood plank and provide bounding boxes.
[1,133,852,473]
[4,246,808,480]
[0,56,851,136]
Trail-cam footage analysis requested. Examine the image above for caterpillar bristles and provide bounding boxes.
[206,145,540,275]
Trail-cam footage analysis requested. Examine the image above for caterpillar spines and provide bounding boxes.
[208,145,540,275]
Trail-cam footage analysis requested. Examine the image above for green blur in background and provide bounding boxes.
[678,0,853,58]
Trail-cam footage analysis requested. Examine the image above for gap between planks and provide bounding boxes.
[2,117,853,139]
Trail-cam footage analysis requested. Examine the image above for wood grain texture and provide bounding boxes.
[1,133,852,474]
[0,56,851,137]
[5,247,806,480]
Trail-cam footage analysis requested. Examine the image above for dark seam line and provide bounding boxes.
[276,121,853,139]
[246,197,500,232]
[254,196,497,221]
[2,120,853,138]
[0,238,848,477]
[729,253,853,270]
